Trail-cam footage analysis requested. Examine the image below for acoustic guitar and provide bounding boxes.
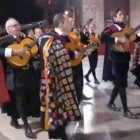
[111,24,140,52]
[66,32,96,66]
[7,38,38,68]
[65,19,93,66]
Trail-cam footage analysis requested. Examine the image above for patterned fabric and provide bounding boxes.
[40,37,81,130]
[130,43,140,72]
[133,43,140,65]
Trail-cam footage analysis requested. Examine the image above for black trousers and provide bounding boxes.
[48,124,67,140]
[88,49,98,70]
[72,63,83,103]
[132,65,140,82]
[2,88,30,128]
[109,86,128,112]
[109,61,129,112]
[86,49,98,80]
[2,91,19,120]
[4,69,40,128]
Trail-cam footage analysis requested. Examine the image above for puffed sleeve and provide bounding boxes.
[101,27,115,44]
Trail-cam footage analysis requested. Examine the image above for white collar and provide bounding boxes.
[114,24,122,31]
[13,35,17,39]
[55,28,64,35]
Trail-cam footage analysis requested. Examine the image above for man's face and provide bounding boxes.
[114,10,124,23]
[28,29,34,38]
[63,15,73,33]
[35,28,43,38]
[7,19,21,37]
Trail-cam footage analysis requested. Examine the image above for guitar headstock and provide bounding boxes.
[86,19,93,26]
[134,24,140,32]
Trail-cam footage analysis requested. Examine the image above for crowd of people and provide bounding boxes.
[0,7,140,140]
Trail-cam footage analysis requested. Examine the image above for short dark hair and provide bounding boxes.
[112,8,123,19]
[53,13,65,28]
[91,32,95,37]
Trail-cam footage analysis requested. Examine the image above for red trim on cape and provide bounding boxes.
[0,59,10,103]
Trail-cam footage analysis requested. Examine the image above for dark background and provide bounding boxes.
[0,0,44,25]
[0,0,74,25]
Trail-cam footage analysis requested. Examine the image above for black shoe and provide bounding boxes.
[107,103,121,112]
[82,95,92,100]
[25,126,36,139]
[94,79,100,84]
[124,110,137,119]
[85,74,91,82]
[10,120,21,129]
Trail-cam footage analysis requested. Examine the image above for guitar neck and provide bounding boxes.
[127,24,140,37]
[28,39,38,49]
[79,19,93,33]
[80,43,96,53]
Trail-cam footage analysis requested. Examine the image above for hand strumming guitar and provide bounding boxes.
[12,48,26,58]
[116,36,126,43]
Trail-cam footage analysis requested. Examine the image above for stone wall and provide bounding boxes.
[81,0,104,35]
[81,0,140,35]
[130,0,140,30]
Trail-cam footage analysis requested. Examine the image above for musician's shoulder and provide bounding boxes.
[103,27,112,34]
[0,36,4,41]
[0,35,12,44]
[0,34,8,40]
[38,34,52,49]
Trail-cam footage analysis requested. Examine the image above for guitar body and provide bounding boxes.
[65,41,96,66]
[111,27,137,52]
[20,38,38,56]
[7,38,38,68]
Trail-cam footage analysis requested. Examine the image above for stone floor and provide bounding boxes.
[0,56,140,140]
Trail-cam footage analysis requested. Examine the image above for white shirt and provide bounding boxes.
[114,24,122,31]
[55,28,64,36]
[5,48,12,57]
[4,35,18,57]
[114,24,122,43]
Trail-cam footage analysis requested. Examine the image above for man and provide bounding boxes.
[84,24,100,84]
[0,28,25,103]
[34,27,44,39]
[39,12,81,140]
[0,18,40,138]
[101,8,137,119]
[68,30,92,103]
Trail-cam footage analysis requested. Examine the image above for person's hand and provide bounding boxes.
[84,48,93,56]
[12,48,26,58]
[117,36,126,43]
[74,51,80,58]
